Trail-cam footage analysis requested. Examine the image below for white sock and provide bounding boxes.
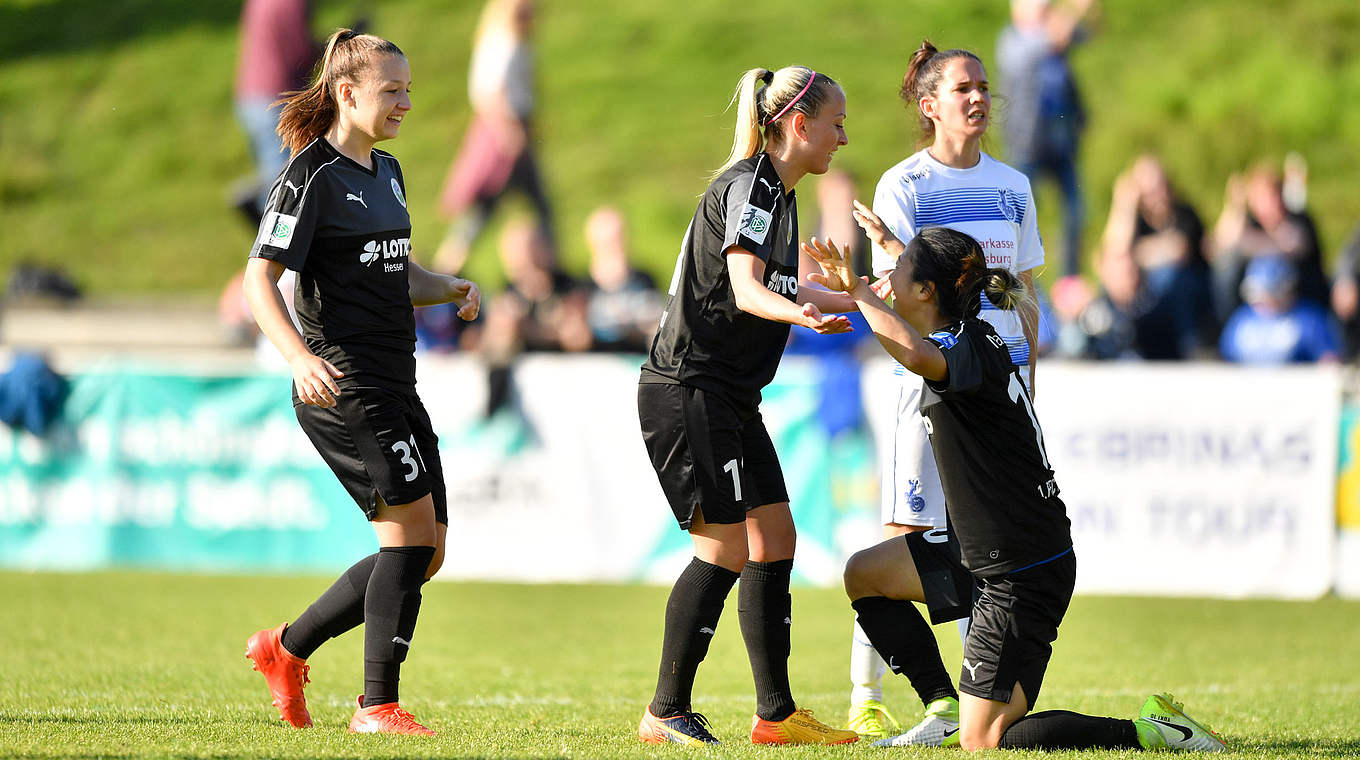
[849,620,887,705]
[956,616,970,643]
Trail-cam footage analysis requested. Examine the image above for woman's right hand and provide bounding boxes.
[852,200,902,253]
[291,353,345,408]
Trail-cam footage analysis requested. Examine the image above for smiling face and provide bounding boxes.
[921,57,990,142]
[341,54,412,144]
[795,85,848,176]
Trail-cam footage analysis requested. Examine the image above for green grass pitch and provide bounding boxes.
[2,570,1358,758]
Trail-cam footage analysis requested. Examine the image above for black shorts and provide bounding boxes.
[959,549,1076,708]
[637,382,788,529]
[904,528,977,625]
[295,386,448,524]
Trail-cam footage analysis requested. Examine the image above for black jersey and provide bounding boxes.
[921,319,1072,577]
[642,153,801,407]
[249,138,417,391]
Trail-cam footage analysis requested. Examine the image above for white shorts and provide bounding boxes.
[879,364,1030,528]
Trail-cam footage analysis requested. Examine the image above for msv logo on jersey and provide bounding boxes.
[995,188,1021,223]
[360,237,412,273]
[739,203,773,245]
[765,270,798,296]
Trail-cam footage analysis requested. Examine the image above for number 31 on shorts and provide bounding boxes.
[391,436,426,482]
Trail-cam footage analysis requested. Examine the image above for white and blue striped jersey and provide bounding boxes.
[871,149,1044,367]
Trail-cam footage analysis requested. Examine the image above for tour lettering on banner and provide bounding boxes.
[1031,362,1340,600]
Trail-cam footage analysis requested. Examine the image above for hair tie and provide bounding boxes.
[759,70,774,85]
[763,69,817,127]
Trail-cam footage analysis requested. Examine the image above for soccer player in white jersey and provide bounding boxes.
[845,39,1043,745]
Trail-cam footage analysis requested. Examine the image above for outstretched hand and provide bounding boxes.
[852,200,903,253]
[802,236,857,294]
[801,302,853,334]
[448,277,481,321]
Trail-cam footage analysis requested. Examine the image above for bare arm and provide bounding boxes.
[408,259,481,317]
[1018,269,1040,397]
[802,238,947,381]
[727,247,852,334]
[242,257,344,408]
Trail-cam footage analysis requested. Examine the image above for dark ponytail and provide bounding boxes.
[899,39,985,145]
[275,28,405,156]
[905,227,1032,322]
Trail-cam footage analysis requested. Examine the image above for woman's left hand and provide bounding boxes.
[448,277,481,320]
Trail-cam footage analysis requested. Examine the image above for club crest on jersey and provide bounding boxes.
[739,203,773,245]
[928,330,958,349]
[996,188,1021,223]
[257,211,299,249]
[391,178,407,208]
[905,479,927,513]
[360,237,411,272]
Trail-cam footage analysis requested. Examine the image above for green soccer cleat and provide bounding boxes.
[846,699,901,739]
[1136,693,1227,753]
[873,695,960,747]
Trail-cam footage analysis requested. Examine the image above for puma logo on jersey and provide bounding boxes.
[961,658,982,681]
[282,179,302,197]
[346,191,367,208]
[766,271,798,296]
[757,177,778,195]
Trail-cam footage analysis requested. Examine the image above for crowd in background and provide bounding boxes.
[223,0,1358,368]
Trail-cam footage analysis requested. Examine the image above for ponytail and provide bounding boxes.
[899,39,985,145]
[905,226,1034,321]
[276,28,405,156]
[713,65,841,178]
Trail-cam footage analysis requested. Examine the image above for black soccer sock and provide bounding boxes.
[650,558,740,718]
[738,559,796,722]
[851,596,958,706]
[281,553,379,660]
[998,710,1141,750]
[361,545,436,708]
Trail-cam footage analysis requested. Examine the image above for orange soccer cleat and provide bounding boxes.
[349,695,436,736]
[245,623,312,728]
[750,707,859,745]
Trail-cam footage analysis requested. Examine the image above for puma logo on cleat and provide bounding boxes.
[1146,717,1194,742]
[961,658,981,681]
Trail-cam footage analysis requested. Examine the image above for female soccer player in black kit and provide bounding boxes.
[241,29,481,736]
[635,65,864,746]
[804,223,1227,753]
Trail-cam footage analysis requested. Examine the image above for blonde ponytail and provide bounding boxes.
[713,65,841,179]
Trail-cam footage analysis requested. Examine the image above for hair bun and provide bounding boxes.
[759,69,774,85]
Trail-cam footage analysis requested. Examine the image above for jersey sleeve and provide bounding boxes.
[925,329,986,395]
[249,160,321,271]
[1014,179,1045,273]
[872,172,916,277]
[721,169,779,262]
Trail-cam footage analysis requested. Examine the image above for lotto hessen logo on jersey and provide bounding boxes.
[739,204,773,245]
[256,212,300,249]
[765,271,798,296]
[359,237,411,273]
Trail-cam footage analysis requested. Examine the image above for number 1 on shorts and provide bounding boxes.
[723,458,742,502]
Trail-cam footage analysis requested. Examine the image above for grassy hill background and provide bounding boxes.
[2,0,1358,298]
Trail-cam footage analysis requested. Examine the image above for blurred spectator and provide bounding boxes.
[233,0,322,224]
[1209,162,1328,326]
[581,206,661,353]
[1219,256,1340,365]
[0,353,69,437]
[1331,224,1360,361]
[1056,246,1146,360]
[434,0,554,274]
[996,0,1097,279]
[1099,154,1216,358]
[475,218,589,360]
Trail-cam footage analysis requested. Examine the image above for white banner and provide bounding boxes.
[1033,362,1340,599]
